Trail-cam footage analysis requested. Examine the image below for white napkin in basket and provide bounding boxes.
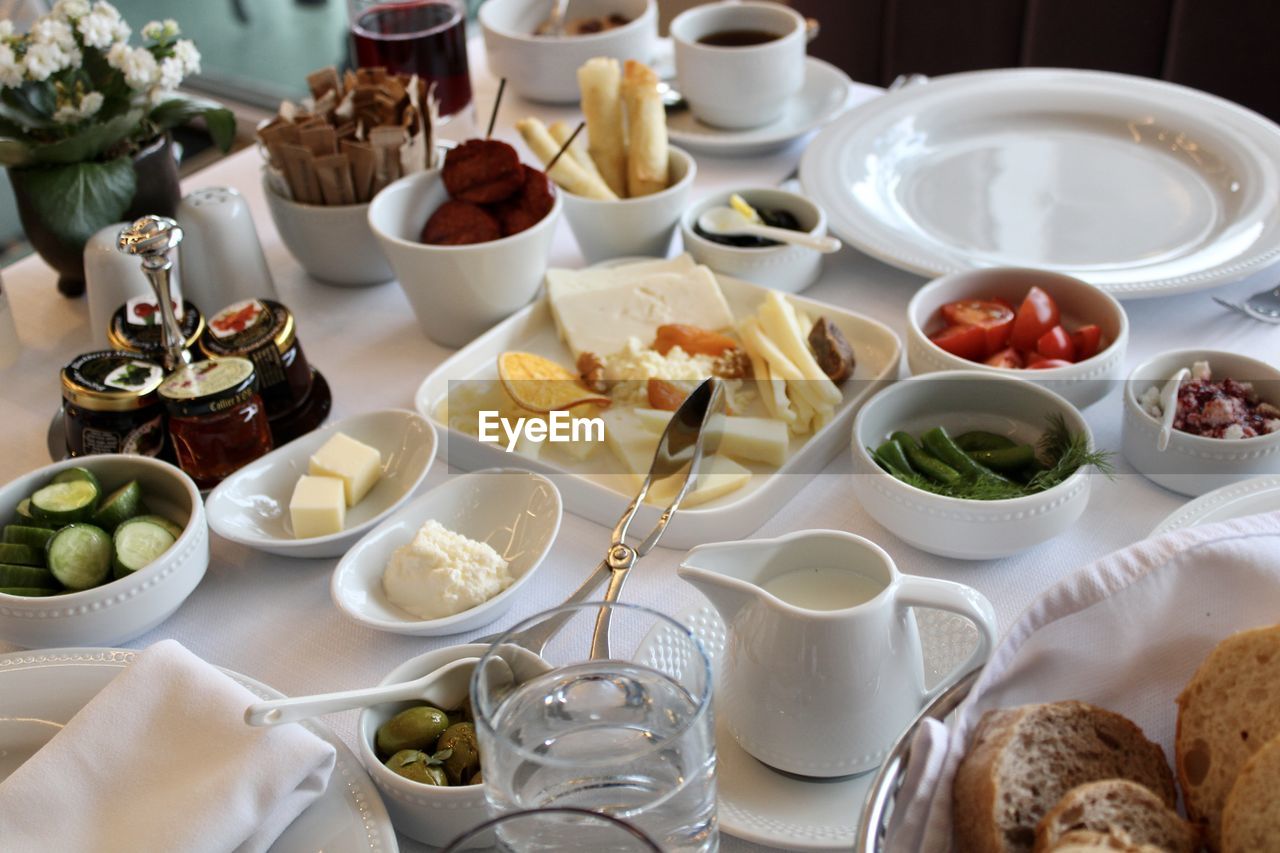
[885,510,1280,853]
[0,639,336,853]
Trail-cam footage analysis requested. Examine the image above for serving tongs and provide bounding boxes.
[474,377,726,659]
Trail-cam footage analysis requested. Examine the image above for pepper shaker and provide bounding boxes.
[85,221,185,349]
[176,187,277,309]
[118,216,191,372]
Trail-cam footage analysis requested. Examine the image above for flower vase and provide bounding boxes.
[7,134,182,298]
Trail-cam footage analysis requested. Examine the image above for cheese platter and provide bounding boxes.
[414,255,901,548]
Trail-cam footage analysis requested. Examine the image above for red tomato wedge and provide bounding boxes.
[1070,324,1103,360]
[928,324,988,362]
[984,347,1025,369]
[939,299,1015,357]
[1035,325,1076,362]
[1009,286,1061,352]
[1027,356,1074,370]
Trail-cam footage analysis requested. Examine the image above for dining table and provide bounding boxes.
[2,42,1279,853]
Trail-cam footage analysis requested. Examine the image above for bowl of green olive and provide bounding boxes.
[358,644,490,846]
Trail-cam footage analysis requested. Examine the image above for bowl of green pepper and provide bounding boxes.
[851,371,1111,559]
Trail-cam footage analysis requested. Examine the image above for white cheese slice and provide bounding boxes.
[645,455,752,508]
[546,256,734,359]
[632,407,674,432]
[289,475,346,538]
[601,407,661,479]
[631,410,789,467]
[309,431,383,506]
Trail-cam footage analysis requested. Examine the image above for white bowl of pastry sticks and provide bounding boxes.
[515,57,695,264]
[480,0,657,104]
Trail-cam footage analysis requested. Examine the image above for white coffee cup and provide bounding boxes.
[671,0,807,130]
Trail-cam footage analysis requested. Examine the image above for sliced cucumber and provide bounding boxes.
[52,466,103,493]
[46,524,112,590]
[130,514,184,540]
[91,480,144,532]
[3,525,56,549]
[14,499,52,529]
[31,480,100,525]
[0,543,43,567]
[112,518,176,578]
[0,564,59,589]
[0,587,57,597]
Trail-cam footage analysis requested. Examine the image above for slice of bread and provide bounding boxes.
[1221,732,1280,852]
[1044,829,1165,852]
[952,701,1176,853]
[1176,623,1280,850]
[1033,779,1199,853]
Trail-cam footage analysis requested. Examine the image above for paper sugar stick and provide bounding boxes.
[342,139,376,202]
[314,153,356,205]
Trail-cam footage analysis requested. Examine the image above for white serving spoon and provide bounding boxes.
[244,656,489,727]
[1157,367,1190,451]
[697,207,842,253]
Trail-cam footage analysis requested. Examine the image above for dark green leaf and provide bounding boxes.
[0,96,53,131]
[148,97,237,152]
[15,82,56,119]
[29,109,142,165]
[11,157,137,247]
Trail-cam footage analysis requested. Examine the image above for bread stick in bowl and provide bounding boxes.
[577,57,628,197]
[621,59,668,198]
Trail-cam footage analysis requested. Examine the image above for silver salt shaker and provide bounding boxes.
[176,186,277,311]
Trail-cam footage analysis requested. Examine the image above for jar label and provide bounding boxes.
[103,361,165,393]
[66,351,165,396]
[81,426,121,455]
[208,299,270,340]
[122,414,166,457]
[126,294,184,324]
[159,357,255,400]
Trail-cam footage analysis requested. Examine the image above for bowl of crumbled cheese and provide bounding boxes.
[330,469,562,636]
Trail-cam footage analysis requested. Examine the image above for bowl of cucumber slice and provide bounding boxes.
[0,455,208,648]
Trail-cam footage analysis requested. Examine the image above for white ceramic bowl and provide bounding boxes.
[331,469,562,636]
[368,169,563,347]
[906,268,1129,410]
[851,371,1094,559]
[679,186,827,293]
[1122,349,1280,497]
[560,145,695,265]
[0,455,208,648]
[479,0,657,104]
[205,409,436,559]
[262,174,394,287]
[357,644,492,847]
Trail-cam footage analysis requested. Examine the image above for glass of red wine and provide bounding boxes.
[348,0,473,121]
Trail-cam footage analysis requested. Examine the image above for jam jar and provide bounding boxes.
[61,351,167,457]
[198,299,313,419]
[108,295,205,360]
[158,357,274,489]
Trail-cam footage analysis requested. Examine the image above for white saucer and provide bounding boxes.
[641,605,978,850]
[1151,474,1280,535]
[667,57,855,157]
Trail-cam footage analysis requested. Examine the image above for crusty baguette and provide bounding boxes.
[953,702,1175,853]
[1044,829,1164,852]
[1176,623,1280,851]
[1034,779,1198,853]
[1221,732,1280,853]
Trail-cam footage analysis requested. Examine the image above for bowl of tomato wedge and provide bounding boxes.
[906,268,1128,409]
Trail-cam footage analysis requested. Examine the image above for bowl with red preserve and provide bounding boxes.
[368,138,562,347]
[906,267,1128,409]
[1123,350,1280,497]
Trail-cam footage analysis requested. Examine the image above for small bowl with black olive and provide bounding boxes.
[680,187,829,293]
[357,644,491,846]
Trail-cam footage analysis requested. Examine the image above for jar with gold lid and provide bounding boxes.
[107,296,205,359]
[61,350,168,458]
[198,299,313,419]
[158,357,274,489]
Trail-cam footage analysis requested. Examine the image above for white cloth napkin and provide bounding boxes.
[0,639,337,853]
[885,510,1280,853]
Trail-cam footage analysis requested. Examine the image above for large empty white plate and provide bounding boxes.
[801,69,1280,298]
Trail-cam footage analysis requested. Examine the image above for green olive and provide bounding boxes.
[376,706,450,758]
[384,749,449,786]
[436,721,480,785]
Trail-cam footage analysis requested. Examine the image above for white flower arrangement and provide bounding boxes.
[0,3,234,246]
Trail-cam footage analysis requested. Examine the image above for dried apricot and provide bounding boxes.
[653,324,739,357]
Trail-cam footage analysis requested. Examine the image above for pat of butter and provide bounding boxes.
[309,432,382,506]
[289,475,346,538]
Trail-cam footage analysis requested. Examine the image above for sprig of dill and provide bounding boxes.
[872,414,1113,501]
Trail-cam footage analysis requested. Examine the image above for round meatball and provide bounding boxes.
[421,199,501,245]
[441,139,524,204]
[494,166,556,237]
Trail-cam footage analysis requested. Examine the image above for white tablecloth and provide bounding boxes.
[2,47,1279,853]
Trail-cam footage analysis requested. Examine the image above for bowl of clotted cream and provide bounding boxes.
[330,469,562,636]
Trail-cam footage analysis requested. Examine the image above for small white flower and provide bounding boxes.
[172,38,200,75]
[24,42,70,81]
[142,18,179,42]
[105,40,130,69]
[53,0,92,20]
[120,45,158,89]
[156,55,183,90]
[0,44,23,88]
[79,90,103,115]
[77,8,119,48]
[32,18,77,51]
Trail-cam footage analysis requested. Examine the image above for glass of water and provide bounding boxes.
[471,602,718,853]
[441,807,662,852]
